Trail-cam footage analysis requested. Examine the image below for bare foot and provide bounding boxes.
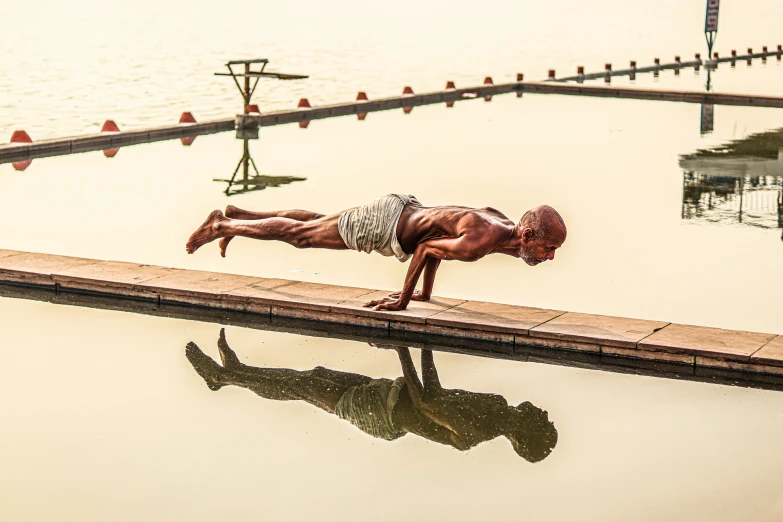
[186,210,225,254]
[219,237,233,258]
[185,342,225,391]
[217,328,242,369]
[225,204,241,218]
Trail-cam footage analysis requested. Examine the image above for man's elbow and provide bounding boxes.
[457,251,485,263]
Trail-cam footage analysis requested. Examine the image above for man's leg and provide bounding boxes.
[185,330,373,414]
[225,205,325,221]
[220,205,326,256]
[185,209,348,254]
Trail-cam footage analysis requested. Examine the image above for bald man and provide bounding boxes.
[186,194,567,311]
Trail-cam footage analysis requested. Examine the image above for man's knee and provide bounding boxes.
[289,235,312,249]
[283,222,314,248]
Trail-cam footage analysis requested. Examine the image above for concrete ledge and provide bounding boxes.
[0,250,781,389]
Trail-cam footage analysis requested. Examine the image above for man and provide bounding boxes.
[185,194,566,311]
[186,329,559,462]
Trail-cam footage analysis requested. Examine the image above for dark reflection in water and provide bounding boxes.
[213,138,306,196]
[186,329,558,462]
[680,128,783,240]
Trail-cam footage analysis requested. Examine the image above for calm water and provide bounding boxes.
[2,296,782,522]
[1,0,783,139]
[1,88,781,334]
[1,2,783,519]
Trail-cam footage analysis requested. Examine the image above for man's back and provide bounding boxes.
[396,205,515,256]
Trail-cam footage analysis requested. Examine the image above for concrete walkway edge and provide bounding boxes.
[0,249,781,388]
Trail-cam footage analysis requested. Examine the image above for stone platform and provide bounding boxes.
[1,249,781,390]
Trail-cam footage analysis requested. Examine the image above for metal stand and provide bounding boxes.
[705,30,717,61]
[215,59,308,114]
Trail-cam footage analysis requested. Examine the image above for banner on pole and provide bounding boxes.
[705,0,720,32]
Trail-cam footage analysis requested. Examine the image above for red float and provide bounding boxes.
[101,120,120,132]
[10,130,32,143]
[179,112,197,123]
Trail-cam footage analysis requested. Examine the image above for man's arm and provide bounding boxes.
[365,230,497,311]
[388,257,440,301]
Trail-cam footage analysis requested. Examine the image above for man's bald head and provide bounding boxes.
[519,205,567,242]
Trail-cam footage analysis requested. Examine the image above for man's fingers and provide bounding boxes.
[373,301,403,311]
[388,291,401,298]
[364,297,394,308]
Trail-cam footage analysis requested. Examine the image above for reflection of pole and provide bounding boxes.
[242,138,250,191]
[779,181,783,241]
[681,174,686,219]
[699,69,714,135]
[738,176,744,223]
[777,184,782,229]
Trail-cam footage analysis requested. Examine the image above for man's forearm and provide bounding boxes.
[419,258,441,298]
[396,248,430,307]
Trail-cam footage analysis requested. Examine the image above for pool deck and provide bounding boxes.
[1,249,782,389]
[4,80,783,164]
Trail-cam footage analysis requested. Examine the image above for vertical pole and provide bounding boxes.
[244,63,251,114]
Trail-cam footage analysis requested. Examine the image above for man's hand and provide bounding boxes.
[363,296,407,311]
[388,289,430,302]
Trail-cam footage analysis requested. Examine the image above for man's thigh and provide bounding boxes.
[296,212,349,250]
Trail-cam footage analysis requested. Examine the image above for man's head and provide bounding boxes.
[506,401,558,462]
[518,205,567,266]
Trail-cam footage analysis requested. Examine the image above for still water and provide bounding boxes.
[1,87,781,334]
[1,1,783,519]
[2,296,783,522]
[1,0,783,139]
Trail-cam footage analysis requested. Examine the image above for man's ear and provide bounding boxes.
[522,227,534,242]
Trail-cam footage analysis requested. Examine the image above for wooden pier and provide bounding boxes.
[1,249,781,390]
[4,80,783,165]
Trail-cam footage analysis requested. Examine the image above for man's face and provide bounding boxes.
[520,229,565,266]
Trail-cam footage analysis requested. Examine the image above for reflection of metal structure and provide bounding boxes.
[680,129,783,240]
[213,138,305,196]
[215,58,308,114]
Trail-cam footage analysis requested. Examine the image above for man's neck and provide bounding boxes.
[492,224,523,257]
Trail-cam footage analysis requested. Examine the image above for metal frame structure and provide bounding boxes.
[215,58,308,113]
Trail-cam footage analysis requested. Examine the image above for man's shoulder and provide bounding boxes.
[462,207,512,226]
[460,211,513,239]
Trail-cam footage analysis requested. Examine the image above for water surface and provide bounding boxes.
[1,296,782,522]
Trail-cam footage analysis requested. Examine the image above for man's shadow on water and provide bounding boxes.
[185,329,558,462]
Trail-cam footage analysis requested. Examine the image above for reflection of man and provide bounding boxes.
[185,196,566,311]
[186,329,558,462]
